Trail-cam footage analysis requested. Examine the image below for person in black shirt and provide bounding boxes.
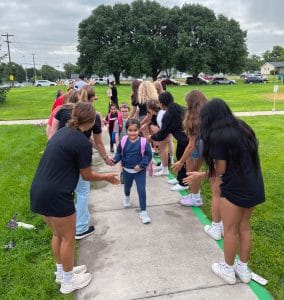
[185,99,265,285]
[149,91,189,191]
[30,103,119,294]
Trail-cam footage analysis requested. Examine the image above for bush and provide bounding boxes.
[0,87,10,103]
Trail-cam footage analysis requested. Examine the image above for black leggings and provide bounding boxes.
[176,141,187,186]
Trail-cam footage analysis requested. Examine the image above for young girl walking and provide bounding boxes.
[112,119,152,224]
[187,98,265,284]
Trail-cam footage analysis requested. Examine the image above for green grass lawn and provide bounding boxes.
[0,116,283,298]
[0,81,284,120]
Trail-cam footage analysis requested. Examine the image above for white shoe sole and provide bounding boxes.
[60,273,92,294]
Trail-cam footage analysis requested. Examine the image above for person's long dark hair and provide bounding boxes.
[200,98,259,178]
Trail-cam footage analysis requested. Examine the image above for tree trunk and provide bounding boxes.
[151,69,160,81]
[113,72,120,85]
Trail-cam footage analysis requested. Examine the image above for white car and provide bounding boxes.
[34,80,57,87]
[91,77,108,85]
[64,79,74,86]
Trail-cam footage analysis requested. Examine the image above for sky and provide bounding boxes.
[0,0,283,71]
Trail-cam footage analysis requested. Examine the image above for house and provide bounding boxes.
[261,62,284,75]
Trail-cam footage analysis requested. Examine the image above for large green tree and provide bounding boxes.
[262,45,284,62]
[40,65,61,81]
[78,3,132,83]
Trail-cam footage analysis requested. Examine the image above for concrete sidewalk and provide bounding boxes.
[75,129,260,300]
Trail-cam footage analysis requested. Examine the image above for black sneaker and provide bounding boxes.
[75,226,95,240]
[120,172,124,184]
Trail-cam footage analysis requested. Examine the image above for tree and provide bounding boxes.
[0,62,26,83]
[262,45,284,62]
[40,65,61,81]
[129,0,175,80]
[63,63,79,79]
[174,4,217,81]
[245,55,263,72]
[78,3,132,83]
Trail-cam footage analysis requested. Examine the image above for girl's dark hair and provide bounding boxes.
[159,91,184,118]
[200,98,259,177]
[183,90,207,137]
[126,118,140,130]
[69,102,96,129]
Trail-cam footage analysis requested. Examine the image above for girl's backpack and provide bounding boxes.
[107,111,123,133]
[120,136,153,176]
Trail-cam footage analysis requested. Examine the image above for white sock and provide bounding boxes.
[224,262,235,273]
[163,166,169,171]
[170,155,174,164]
[192,192,201,200]
[56,263,63,275]
[212,221,222,227]
[63,270,74,284]
[237,259,248,268]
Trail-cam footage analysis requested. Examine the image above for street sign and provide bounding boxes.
[273,85,279,93]
[9,74,14,81]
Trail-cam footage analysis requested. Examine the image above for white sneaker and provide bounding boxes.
[153,165,163,172]
[167,178,178,185]
[123,196,130,208]
[154,169,169,176]
[204,223,222,240]
[55,265,87,283]
[235,262,251,283]
[140,211,151,224]
[170,183,188,191]
[180,194,203,206]
[60,272,92,294]
[211,262,236,284]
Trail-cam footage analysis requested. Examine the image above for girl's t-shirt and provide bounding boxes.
[212,137,265,207]
[157,110,166,128]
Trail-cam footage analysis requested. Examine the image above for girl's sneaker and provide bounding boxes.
[55,265,87,284]
[235,262,252,283]
[167,178,179,185]
[154,168,169,176]
[140,211,151,224]
[204,223,222,240]
[123,196,130,208]
[180,194,202,206]
[170,183,188,191]
[211,262,236,284]
[60,272,92,294]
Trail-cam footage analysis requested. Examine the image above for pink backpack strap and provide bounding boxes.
[140,137,147,156]
[120,135,128,153]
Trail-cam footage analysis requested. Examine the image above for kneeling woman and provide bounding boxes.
[30,102,119,294]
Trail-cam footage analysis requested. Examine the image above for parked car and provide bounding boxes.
[34,80,57,87]
[92,77,108,85]
[244,76,265,84]
[186,76,209,85]
[64,79,74,86]
[161,78,180,85]
[212,77,236,85]
[250,74,268,82]
[13,81,24,88]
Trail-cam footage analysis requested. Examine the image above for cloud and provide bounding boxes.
[0,0,283,71]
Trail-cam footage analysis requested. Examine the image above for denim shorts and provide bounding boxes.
[190,139,203,159]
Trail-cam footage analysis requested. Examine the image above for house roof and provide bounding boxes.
[267,62,284,68]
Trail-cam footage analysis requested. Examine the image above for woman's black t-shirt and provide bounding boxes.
[131,96,147,117]
[211,137,265,208]
[30,127,92,217]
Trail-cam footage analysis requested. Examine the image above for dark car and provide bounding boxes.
[244,76,264,84]
[212,77,236,85]
[161,78,180,85]
[186,76,209,85]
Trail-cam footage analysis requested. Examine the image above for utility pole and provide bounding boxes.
[32,53,37,83]
[1,33,14,85]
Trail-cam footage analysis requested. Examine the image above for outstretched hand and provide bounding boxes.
[172,161,183,173]
[183,171,202,186]
[105,173,120,185]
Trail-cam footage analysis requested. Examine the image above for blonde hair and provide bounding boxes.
[183,90,207,137]
[138,81,158,105]
[153,80,164,95]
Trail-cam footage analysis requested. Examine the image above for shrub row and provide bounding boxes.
[0,87,10,103]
